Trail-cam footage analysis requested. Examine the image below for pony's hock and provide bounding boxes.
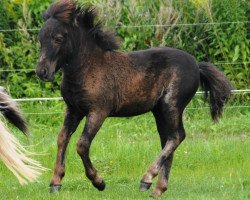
[36,0,232,198]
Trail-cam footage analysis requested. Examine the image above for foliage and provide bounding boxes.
[0,0,59,98]
[0,0,249,98]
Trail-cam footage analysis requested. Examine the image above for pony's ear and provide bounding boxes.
[75,7,96,29]
[42,11,50,21]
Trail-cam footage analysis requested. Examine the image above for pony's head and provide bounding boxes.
[36,0,120,81]
[36,0,75,81]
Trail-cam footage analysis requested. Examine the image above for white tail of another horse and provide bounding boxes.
[0,86,47,185]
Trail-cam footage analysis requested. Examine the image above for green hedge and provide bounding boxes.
[0,0,249,98]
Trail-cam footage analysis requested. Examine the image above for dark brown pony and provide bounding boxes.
[36,0,232,197]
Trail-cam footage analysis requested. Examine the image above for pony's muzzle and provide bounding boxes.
[36,65,54,82]
[36,57,58,82]
[36,66,47,80]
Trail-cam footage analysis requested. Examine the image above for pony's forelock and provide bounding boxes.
[43,0,76,24]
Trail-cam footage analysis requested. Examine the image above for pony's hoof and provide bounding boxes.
[150,189,162,198]
[140,181,152,192]
[50,185,62,193]
[93,180,106,191]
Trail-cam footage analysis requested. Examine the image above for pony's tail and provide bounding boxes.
[0,87,27,134]
[198,62,232,122]
[0,86,48,184]
[0,120,47,185]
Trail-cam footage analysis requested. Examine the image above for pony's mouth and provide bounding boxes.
[38,64,63,82]
[36,59,60,82]
[36,65,55,82]
[42,74,55,82]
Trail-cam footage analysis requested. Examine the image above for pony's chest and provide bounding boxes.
[61,83,89,112]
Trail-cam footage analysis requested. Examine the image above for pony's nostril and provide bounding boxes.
[41,68,48,77]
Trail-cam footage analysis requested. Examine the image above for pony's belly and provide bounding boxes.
[110,102,154,117]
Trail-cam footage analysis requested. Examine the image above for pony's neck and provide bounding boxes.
[62,27,103,76]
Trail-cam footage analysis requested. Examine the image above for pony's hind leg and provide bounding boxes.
[152,154,174,197]
[50,108,82,193]
[139,66,199,197]
[151,107,183,198]
[140,100,186,197]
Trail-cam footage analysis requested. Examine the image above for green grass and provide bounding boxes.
[0,100,249,200]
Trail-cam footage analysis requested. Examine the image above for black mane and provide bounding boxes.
[43,0,120,51]
[76,7,120,51]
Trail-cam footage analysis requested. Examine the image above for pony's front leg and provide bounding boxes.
[50,108,82,193]
[77,111,107,191]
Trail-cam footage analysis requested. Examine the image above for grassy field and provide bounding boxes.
[0,99,249,200]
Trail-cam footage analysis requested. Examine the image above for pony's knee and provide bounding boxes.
[77,137,90,157]
[76,138,89,156]
[168,127,186,145]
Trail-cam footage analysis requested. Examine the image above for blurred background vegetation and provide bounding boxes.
[0,0,249,98]
[0,2,249,198]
